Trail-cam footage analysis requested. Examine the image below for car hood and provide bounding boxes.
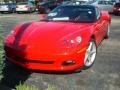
[12,21,91,50]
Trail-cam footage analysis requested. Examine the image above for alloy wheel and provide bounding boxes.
[84,40,97,68]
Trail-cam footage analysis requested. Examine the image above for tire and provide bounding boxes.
[1,12,4,14]
[28,8,32,13]
[16,11,20,14]
[104,24,110,39]
[83,39,97,69]
[114,13,119,16]
[9,11,12,13]
[12,8,15,13]
[17,11,22,14]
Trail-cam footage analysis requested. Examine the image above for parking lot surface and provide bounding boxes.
[0,13,120,90]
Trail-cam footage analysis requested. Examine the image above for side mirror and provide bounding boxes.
[101,11,109,20]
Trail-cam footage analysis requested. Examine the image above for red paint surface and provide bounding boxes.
[4,11,111,71]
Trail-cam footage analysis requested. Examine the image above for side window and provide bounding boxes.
[96,7,101,20]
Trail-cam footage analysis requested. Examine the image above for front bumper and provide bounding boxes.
[4,45,86,71]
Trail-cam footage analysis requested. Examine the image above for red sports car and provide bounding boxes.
[4,5,111,71]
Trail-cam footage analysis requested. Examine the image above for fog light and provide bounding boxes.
[62,60,76,66]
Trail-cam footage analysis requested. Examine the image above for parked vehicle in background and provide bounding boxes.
[61,1,71,5]
[113,2,120,15]
[87,0,115,13]
[61,0,87,5]
[16,2,35,13]
[0,2,16,13]
[37,1,58,14]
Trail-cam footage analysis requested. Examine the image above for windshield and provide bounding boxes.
[115,3,120,7]
[43,6,96,23]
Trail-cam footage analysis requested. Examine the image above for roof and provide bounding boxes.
[60,4,96,9]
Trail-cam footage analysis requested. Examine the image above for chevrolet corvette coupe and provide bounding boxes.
[4,5,111,71]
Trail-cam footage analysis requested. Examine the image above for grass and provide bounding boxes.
[0,24,4,37]
[16,83,39,90]
[46,85,60,90]
[16,83,60,90]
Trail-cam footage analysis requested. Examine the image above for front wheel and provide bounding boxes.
[29,8,32,13]
[16,11,20,14]
[0,12,4,14]
[83,39,97,69]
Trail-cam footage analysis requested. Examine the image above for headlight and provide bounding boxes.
[71,36,82,44]
[64,36,82,48]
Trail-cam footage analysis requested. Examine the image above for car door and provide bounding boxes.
[28,2,32,10]
[31,3,35,11]
[28,2,35,11]
[94,8,106,45]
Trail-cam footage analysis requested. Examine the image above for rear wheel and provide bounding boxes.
[83,39,97,69]
[104,24,110,39]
